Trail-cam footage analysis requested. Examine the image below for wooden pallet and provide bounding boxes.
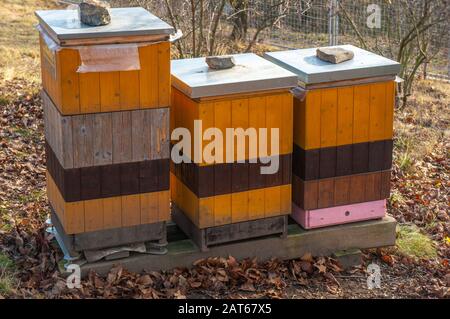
[51,209,167,254]
[69,216,397,278]
[171,205,288,252]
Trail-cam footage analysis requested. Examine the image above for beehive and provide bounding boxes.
[37,7,174,251]
[265,45,401,229]
[170,54,298,251]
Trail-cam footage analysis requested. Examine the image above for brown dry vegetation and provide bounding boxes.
[0,0,448,299]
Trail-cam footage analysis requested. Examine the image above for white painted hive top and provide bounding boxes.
[35,7,174,41]
[264,45,401,85]
[171,53,299,98]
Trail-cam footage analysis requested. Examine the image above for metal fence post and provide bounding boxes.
[329,0,339,46]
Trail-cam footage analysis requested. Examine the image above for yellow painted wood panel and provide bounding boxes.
[214,100,232,164]
[231,98,249,162]
[79,72,101,114]
[103,197,122,230]
[213,194,232,227]
[320,88,338,148]
[337,86,354,146]
[140,192,159,224]
[231,192,249,223]
[100,72,121,112]
[197,102,214,164]
[121,194,141,227]
[264,186,281,218]
[385,81,396,139]
[158,42,171,107]
[158,190,171,222]
[120,71,140,111]
[300,90,321,149]
[65,202,85,235]
[139,44,159,108]
[353,84,371,144]
[84,200,104,232]
[248,189,265,221]
[249,96,267,160]
[369,82,387,142]
[281,93,294,154]
[280,184,292,216]
[59,48,80,115]
[198,197,215,229]
[266,95,283,157]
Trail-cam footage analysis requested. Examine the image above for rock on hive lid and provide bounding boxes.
[35,7,174,44]
[171,53,299,99]
[264,45,401,85]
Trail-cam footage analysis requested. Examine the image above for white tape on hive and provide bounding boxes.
[77,44,141,73]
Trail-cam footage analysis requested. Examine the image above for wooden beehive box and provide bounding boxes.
[36,7,173,115]
[265,45,401,228]
[170,54,298,250]
[37,8,173,251]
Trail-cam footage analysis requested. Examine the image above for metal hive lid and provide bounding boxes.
[264,45,401,85]
[35,7,174,42]
[171,53,299,99]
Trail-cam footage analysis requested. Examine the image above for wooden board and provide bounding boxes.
[293,81,395,150]
[292,171,391,210]
[51,209,166,253]
[47,171,170,235]
[171,154,291,198]
[293,141,393,181]
[73,216,397,277]
[43,91,170,169]
[172,205,287,252]
[171,88,293,165]
[292,200,386,229]
[46,142,170,202]
[170,173,291,230]
[40,35,171,115]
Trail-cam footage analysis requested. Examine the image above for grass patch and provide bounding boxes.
[0,253,17,296]
[0,95,10,106]
[397,224,438,259]
[18,189,46,204]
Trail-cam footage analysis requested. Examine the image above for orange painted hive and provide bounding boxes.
[265,45,401,229]
[36,7,174,252]
[170,53,298,251]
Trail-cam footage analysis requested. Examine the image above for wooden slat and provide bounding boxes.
[93,113,113,166]
[369,82,387,142]
[337,86,354,146]
[100,72,121,112]
[119,71,140,111]
[384,81,396,139]
[353,84,371,144]
[139,44,159,108]
[157,42,171,107]
[112,111,133,164]
[266,94,283,157]
[121,194,141,227]
[59,48,80,115]
[79,72,101,114]
[84,199,104,232]
[320,88,338,148]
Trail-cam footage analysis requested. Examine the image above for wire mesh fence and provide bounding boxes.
[245,0,450,80]
[66,0,450,80]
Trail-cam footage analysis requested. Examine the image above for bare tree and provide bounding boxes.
[339,0,450,108]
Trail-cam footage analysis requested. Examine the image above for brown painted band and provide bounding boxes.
[293,140,393,181]
[293,170,392,211]
[46,141,170,203]
[170,154,292,198]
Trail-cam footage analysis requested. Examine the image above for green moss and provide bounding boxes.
[396,224,438,259]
